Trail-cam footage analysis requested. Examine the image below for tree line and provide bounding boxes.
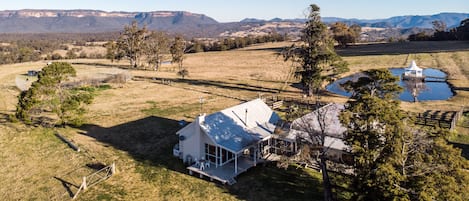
[186,33,287,53]
[408,19,469,41]
[330,22,361,47]
[0,38,109,65]
[106,21,289,78]
[0,32,120,44]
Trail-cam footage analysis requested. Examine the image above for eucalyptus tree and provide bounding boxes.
[144,31,169,71]
[170,36,188,78]
[117,21,147,68]
[330,22,361,47]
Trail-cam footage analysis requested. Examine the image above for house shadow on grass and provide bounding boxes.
[78,116,324,200]
[78,116,187,172]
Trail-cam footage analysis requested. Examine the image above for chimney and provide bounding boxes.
[245,108,248,127]
[196,113,205,125]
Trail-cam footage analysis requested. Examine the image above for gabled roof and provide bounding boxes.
[199,99,280,153]
[287,103,348,151]
[291,103,347,138]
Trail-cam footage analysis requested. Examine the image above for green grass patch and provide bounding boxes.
[135,160,172,183]
[142,100,200,117]
[452,112,469,144]
[450,133,469,145]
[330,171,354,200]
[76,84,112,93]
[96,193,113,201]
[229,163,324,201]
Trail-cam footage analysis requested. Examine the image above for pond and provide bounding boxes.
[326,68,454,102]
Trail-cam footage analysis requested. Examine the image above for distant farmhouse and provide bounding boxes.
[174,99,349,184]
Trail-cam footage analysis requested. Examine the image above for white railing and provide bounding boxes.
[73,163,116,199]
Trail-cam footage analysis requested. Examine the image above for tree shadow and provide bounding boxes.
[0,112,10,123]
[53,176,78,198]
[240,46,286,54]
[453,87,469,91]
[449,142,469,160]
[135,75,299,94]
[336,41,469,56]
[71,62,131,69]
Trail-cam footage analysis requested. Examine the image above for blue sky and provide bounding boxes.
[1,0,468,22]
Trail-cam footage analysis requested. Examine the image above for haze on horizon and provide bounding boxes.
[1,0,468,22]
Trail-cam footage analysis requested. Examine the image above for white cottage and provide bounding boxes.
[175,99,282,184]
[174,99,351,184]
[403,60,424,79]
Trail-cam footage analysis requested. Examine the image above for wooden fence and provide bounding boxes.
[73,163,116,199]
[413,107,465,130]
[262,95,328,110]
[133,76,250,101]
[134,76,329,109]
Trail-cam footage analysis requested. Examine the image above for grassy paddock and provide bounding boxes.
[1,41,469,200]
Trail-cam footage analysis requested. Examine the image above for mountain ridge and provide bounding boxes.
[0,9,215,19]
[0,9,467,38]
[242,12,469,28]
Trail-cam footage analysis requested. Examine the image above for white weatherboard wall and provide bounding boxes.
[178,118,202,163]
[178,115,215,163]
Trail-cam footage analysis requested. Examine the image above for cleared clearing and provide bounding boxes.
[0,41,468,200]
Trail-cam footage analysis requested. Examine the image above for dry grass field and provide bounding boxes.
[0,41,468,200]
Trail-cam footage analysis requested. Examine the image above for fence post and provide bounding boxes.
[111,162,116,175]
[82,176,87,190]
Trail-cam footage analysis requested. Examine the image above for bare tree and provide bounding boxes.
[290,103,345,201]
[170,36,188,78]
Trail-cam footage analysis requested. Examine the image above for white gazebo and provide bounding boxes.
[403,60,424,79]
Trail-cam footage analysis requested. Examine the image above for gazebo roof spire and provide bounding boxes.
[407,60,422,71]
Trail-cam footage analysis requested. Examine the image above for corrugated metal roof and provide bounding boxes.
[200,99,280,153]
[292,103,347,138]
[289,103,348,151]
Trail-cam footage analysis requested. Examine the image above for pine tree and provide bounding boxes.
[340,69,469,200]
[283,4,348,97]
[16,62,93,126]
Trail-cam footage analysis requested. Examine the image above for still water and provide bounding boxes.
[326,68,454,102]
